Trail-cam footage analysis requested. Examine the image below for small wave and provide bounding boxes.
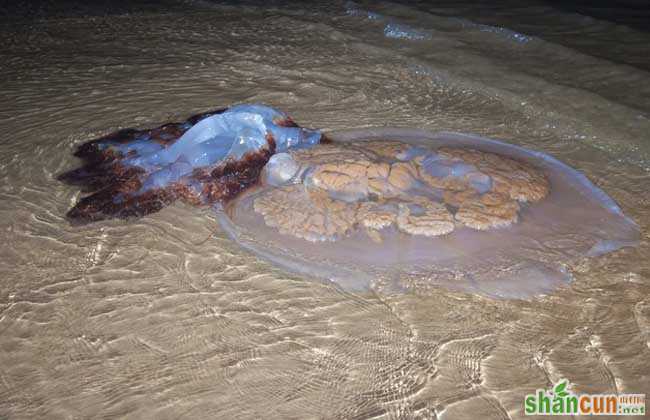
[344,1,382,20]
[475,24,532,43]
[344,1,431,41]
[384,23,431,41]
[452,18,532,44]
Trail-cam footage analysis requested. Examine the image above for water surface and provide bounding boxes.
[0,1,649,418]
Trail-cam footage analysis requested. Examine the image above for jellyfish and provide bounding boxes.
[61,107,640,299]
[216,128,640,298]
[60,104,320,222]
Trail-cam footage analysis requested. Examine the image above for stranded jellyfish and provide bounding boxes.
[61,106,640,298]
[60,104,320,221]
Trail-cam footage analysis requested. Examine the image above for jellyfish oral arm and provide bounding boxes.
[60,104,321,222]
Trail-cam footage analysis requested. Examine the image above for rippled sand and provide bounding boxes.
[1,1,649,419]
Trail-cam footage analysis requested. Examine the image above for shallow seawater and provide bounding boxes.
[0,1,649,419]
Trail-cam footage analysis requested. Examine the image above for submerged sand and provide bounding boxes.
[0,1,649,419]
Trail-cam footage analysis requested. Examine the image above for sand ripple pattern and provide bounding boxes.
[1,1,649,419]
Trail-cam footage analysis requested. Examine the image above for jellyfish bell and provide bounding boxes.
[218,128,640,299]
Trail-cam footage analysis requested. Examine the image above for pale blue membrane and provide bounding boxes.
[99,105,320,201]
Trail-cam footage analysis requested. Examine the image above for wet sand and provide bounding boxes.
[0,1,648,418]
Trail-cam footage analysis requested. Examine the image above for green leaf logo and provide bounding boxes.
[553,380,569,398]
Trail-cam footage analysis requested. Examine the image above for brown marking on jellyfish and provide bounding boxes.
[73,129,141,158]
[201,134,277,203]
[58,160,143,193]
[70,108,226,165]
[65,163,145,222]
[275,117,299,128]
[61,108,229,196]
[319,133,334,144]
[67,174,187,223]
[63,125,280,224]
[172,183,204,207]
[147,123,187,146]
[186,108,227,125]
